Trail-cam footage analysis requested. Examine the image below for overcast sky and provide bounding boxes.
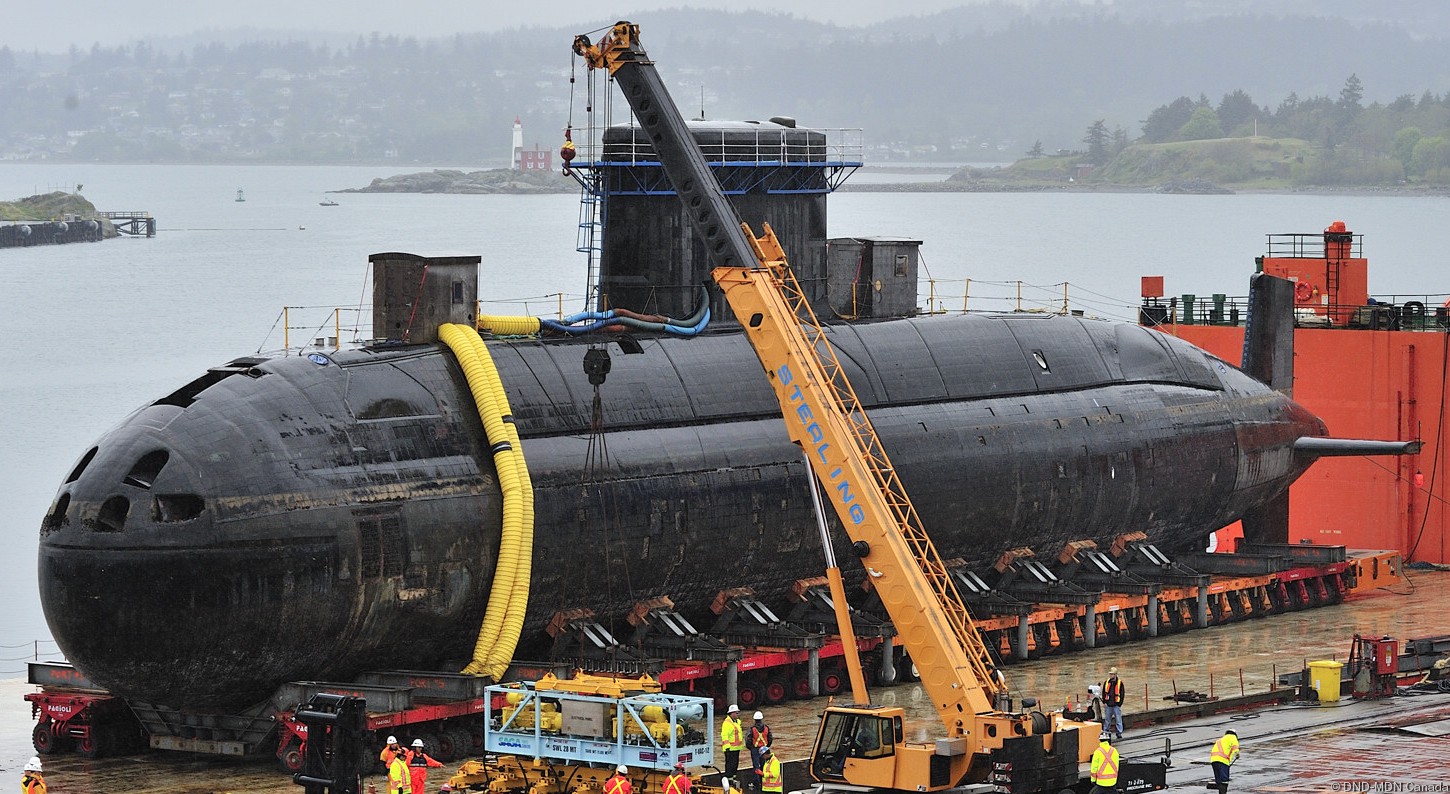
[3,1,1002,53]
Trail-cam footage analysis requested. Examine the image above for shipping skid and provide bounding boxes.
[938,540,1401,663]
[21,545,1397,765]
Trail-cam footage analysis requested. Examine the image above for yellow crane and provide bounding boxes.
[574,22,1170,793]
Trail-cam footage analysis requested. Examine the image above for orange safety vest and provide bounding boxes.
[1089,743,1120,787]
[21,773,46,794]
[1102,678,1125,707]
[721,716,744,751]
[749,724,772,749]
[663,772,692,794]
[605,774,633,794]
[1211,734,1239,765]
[760,756,782,793]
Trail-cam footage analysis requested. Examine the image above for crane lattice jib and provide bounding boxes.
[576,20,1004,729]
[714,233,1000,726]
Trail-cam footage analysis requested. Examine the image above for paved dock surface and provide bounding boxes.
[4,570,1449,792]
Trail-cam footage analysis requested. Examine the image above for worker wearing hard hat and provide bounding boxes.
[1210,729,1240,794]
[406,737,443,794]
[1088,733,1119,792]
[758,747,782,794]
[605,764,633,794]
[380,734,408,765]
[747,710,774,791]
[21,757,45,794]
[663,760,693,794]
[720,703,745,789]
[387,748,410,794]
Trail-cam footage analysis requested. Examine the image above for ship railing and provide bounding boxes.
[96,210,152,219]
[1265,232,1363,259]
[1141,294,1450,331]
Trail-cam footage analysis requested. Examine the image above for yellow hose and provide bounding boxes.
[484,353,534,675]
[457,326,535,678]
[437,324,534,678]
[478,315,542,335]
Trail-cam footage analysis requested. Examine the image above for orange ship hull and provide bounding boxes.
[1152,223,1448,563]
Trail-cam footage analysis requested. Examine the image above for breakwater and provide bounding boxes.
[0,218,106,248]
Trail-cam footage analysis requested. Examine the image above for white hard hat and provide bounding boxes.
[412,738,424,748]
[386,735,398,744]
[760,746,772,754]
[1108,667,1118,675]
[617,764,629,774]
[753,711,764,720]
[24,757,41,773]
[1099,732,1111,741]
[728,704,739,713]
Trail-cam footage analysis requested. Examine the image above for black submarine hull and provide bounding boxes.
[38,312,1323,711]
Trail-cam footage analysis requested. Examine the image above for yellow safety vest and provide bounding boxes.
[388,757,409,792]
[1211,734,1239,765]
[1089,743,1120,787]
[760,756,782,793]
[721,716,744,751]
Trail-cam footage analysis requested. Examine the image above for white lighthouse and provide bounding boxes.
[511,116,523,170]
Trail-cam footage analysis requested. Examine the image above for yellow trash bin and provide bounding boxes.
[1308,660,1344,702]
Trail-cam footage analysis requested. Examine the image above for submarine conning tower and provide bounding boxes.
[587,118,903,323]
[370,251,480,343]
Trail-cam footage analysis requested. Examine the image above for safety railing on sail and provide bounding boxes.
[571,127,864,166]
[263,294,601,353]
[1140,294,1450,330]
[918,278,1109,318]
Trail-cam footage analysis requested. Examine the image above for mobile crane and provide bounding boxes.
[574,22,1168,793]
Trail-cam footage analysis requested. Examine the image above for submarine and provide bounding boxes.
[32,45,1407,714]
[40,263,1343,712]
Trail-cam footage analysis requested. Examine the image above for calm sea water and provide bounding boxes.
[2,164,1449,674]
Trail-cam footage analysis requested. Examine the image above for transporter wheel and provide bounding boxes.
[76,731,104,759]
[735,679,764,711]
[791,672,815,700]
[32,723,61,755]
[436,728,471,762]
[763,676,791,705]
[279,743,305,774]
[820,666,846,696]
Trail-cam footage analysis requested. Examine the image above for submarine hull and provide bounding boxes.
[39,313,1322,711]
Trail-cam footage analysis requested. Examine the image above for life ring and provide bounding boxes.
[1295,281,1314,302]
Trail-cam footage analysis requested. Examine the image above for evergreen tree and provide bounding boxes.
[1141,96,1196,143]
[1178,107,1224,141]
[1027,140,1044,158]
[1082,119,1109,164]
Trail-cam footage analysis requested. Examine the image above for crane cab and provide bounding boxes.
[809,704,971,791]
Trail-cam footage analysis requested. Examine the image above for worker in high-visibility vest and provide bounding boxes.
[21,757,45,794]
[747,711,773,790]
[720,704,745,789]
[1210,729,1240,794]
[387,752,411,794]
[1101,667,1126,740]
[758,747,782,794]
[1089,732,1119,792]
[605,765,633,794]
[663,761,692,794]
